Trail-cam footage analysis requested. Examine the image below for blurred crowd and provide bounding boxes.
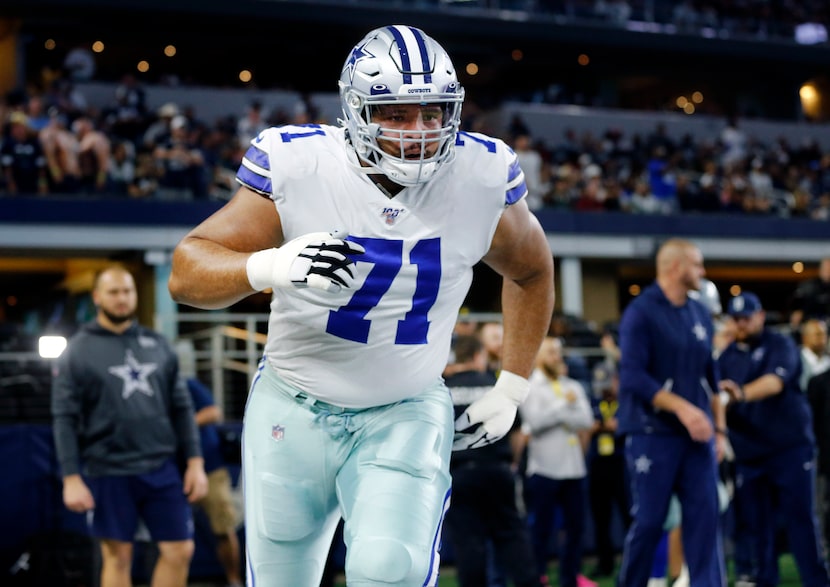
[480,0,830,41]
[2,66,830,223]
[0,74,321,201]
[508,116,830,220]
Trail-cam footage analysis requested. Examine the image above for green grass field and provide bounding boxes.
[334,553,803,586]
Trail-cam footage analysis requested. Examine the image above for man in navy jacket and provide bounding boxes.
[616,238,727,587]
[718,291,829,587]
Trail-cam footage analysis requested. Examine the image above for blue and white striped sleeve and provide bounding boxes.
[505,148,528,206]
[235,132,273,197]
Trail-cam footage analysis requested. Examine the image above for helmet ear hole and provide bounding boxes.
[346,91,362,110]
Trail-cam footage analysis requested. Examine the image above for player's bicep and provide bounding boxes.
[185,185,284,252]
[482,200,550,284]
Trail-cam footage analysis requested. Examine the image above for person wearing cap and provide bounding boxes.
[1,111,49,194]
[142,102,179,151]
[615,238,727,587]
[717,291,829,587]
[152,115,207,199]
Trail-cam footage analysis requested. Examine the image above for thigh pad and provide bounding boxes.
[257,473,323,542]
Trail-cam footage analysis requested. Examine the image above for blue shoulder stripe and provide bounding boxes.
[244,143,270,171]
[236,171,272,197]
[236,143,272,195]
[505,154,527,205]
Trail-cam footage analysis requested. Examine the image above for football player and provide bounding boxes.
[169,24,555,586]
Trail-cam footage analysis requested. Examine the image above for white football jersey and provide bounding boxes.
[237,124,527,408]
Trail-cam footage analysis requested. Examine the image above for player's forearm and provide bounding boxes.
[169,237,256,309]
[499,271,555,378]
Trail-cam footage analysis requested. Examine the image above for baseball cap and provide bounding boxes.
[727,292,763,318]
[157,102,179,118]
[9,111,30,127]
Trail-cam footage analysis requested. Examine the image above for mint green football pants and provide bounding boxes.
[243,362,454,586]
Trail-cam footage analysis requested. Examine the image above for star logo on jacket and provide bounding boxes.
[692,322,707,341]
[752,347,765,362]
[634,454,652,474]
[108,349,158,399]
[271,425,285,442]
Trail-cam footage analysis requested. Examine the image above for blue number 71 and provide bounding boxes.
[326,237,441,344]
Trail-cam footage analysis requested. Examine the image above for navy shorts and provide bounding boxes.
[87,459,194,542]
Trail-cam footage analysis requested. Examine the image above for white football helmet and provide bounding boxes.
[338,25,464,186]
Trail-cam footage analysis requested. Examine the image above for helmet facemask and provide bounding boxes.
[339,25,464,187]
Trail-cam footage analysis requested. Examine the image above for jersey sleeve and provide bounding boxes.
[456,131,527,208]
[505,146,528,206]
[235,124,335,205]
[235,128,275,197]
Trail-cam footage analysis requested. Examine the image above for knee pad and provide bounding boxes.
[256,473,322,541]
[347,537,416,584]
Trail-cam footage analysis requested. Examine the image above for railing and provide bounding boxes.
[174,313,270,419]
[0,310,617,423]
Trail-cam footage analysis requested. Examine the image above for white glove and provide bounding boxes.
[246,231,365,294]
[452,370,529,451]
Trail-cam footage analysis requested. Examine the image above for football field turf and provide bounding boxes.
[333,553,802,586]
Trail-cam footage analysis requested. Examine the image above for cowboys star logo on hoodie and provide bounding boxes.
[108,349,158,399]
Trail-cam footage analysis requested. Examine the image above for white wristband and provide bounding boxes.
[245,232,333,292]
[246,248,282,291]
[245,232,364,294]
[494,370,530,405]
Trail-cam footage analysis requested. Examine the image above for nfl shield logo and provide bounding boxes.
[381,207,404,226]
[271,425,285,442]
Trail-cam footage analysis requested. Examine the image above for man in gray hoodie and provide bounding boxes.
[51,265,207,587]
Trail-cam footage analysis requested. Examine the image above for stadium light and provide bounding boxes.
[39,335,67,359]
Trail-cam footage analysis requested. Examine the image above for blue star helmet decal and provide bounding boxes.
[337,25,464,186]
[343,41,375,85]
